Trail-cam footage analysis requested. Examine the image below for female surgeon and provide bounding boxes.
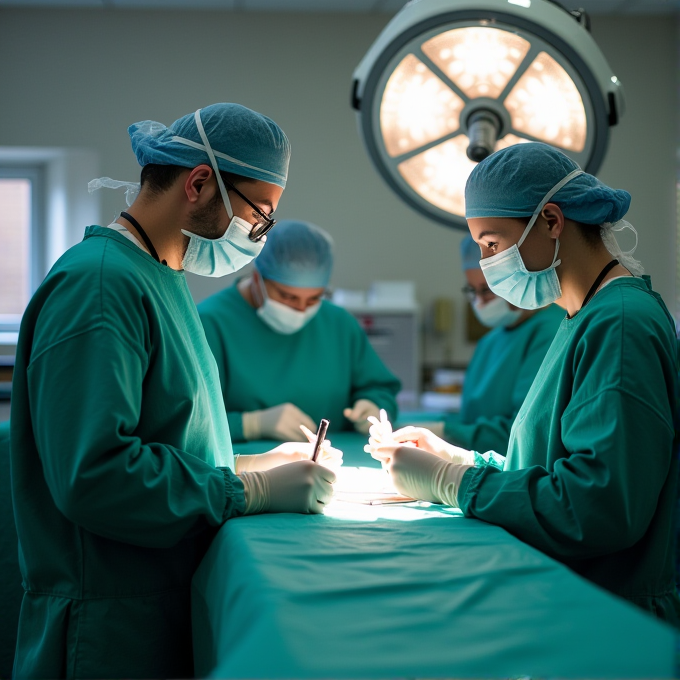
[367,142,680,624]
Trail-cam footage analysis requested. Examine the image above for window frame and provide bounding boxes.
[0,164,45,332]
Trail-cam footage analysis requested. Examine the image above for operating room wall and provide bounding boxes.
[0,8,676,368]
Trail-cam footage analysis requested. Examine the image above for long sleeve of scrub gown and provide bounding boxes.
[198,285,401,441]
[10,227,247,679]
[444,304,563,455]
[458,277,680,624]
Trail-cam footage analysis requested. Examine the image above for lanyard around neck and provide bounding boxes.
[120,211,163,265]
[581,259,619,310]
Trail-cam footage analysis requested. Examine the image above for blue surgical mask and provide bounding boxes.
[479,169,583,310]
[180,109,266,277]
[473,296,522,328]
[256,275,321,334]
[181,217,264,277]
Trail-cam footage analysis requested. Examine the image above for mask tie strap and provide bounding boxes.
[193,109,235,219]
[517,169,584,249]
[605,219,638,256]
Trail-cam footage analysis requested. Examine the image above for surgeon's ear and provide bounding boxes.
[541,203,565,240]
[184,164,214,205]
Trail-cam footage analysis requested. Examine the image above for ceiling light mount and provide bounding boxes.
[351,0,625,230]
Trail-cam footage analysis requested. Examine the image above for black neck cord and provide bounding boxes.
[581,259,619,310]
[119,211,164,265]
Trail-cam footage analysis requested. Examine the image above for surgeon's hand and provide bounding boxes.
[366,444,472,508]
[242,402,316,442]
[343,399,380,435]
[235,437,343,473]
[240,460,336,515]
[368,415,474,467]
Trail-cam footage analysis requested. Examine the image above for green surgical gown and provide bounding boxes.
[10,226,246,679]
[0,419,22,679]
[444,304,563,455]
[459,276,680,624]
[197,285,401,441]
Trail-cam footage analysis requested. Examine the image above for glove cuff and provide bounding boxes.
[433,462,475,508]
[242,410,262,441]
[235,454,259,473]
[240,471,271,515]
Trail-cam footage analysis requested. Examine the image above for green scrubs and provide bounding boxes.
[198,285,401,441]
[0,419,22,679]
[11,226,246,679]
[444,304,563,455]
[459,277,680,624]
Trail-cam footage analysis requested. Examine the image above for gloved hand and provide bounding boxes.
[236,436,343,473]
[365,443,472,508]
[240,460,336,515]
[367,410,474,466]
[241,402,316,442]
[343,399,380,435]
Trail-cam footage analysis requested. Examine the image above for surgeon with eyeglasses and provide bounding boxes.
[198,219,401,442]
[10,103,341,679]
[367,142,680,625]
[426,235,562,456]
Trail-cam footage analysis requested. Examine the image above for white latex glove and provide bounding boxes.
[236,433,343,473]
[240,460,336,515]
[367,410,474,466]
[241,402,316,442]
[343,399,380,435]
[365,443,472,508]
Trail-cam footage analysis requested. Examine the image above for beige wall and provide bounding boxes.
[0,8,676,365]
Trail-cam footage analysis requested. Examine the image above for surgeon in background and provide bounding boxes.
[429,235,563,455]
[199,220,401,442]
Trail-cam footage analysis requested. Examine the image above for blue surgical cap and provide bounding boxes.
[465,142,630,225]
[460,235,481,271]
[255,220,334,288]
[129,103,291,188]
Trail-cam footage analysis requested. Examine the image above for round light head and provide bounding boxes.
[352,0,624,229]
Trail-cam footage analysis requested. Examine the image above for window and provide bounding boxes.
[0,166,44,331]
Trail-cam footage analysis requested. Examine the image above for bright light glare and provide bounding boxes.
[380,54,464,157]
[495,133,531,151]
[324,499,462,522]
[398,135,477,216]
[422,27,530,100]
[505,51,587,152]
[508,0,531,7]
[326,467,462,522]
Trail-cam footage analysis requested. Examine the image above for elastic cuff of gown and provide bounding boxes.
[221,468,247,520]
[458,465,500,517]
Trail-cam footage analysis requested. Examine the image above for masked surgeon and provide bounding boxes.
[198,219,401,442]
[10,104,340,680]
[367,143,679,626]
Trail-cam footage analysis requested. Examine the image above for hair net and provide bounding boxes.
[465,142,644,275]
[460,235,481,271]
[255,220,334,288]
[465,142,630,225]
[129,103,291,188]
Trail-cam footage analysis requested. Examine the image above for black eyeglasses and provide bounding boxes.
[223,178,276,242]
[462,285,494,302]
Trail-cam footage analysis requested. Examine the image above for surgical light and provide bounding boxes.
[351,0,624,229]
